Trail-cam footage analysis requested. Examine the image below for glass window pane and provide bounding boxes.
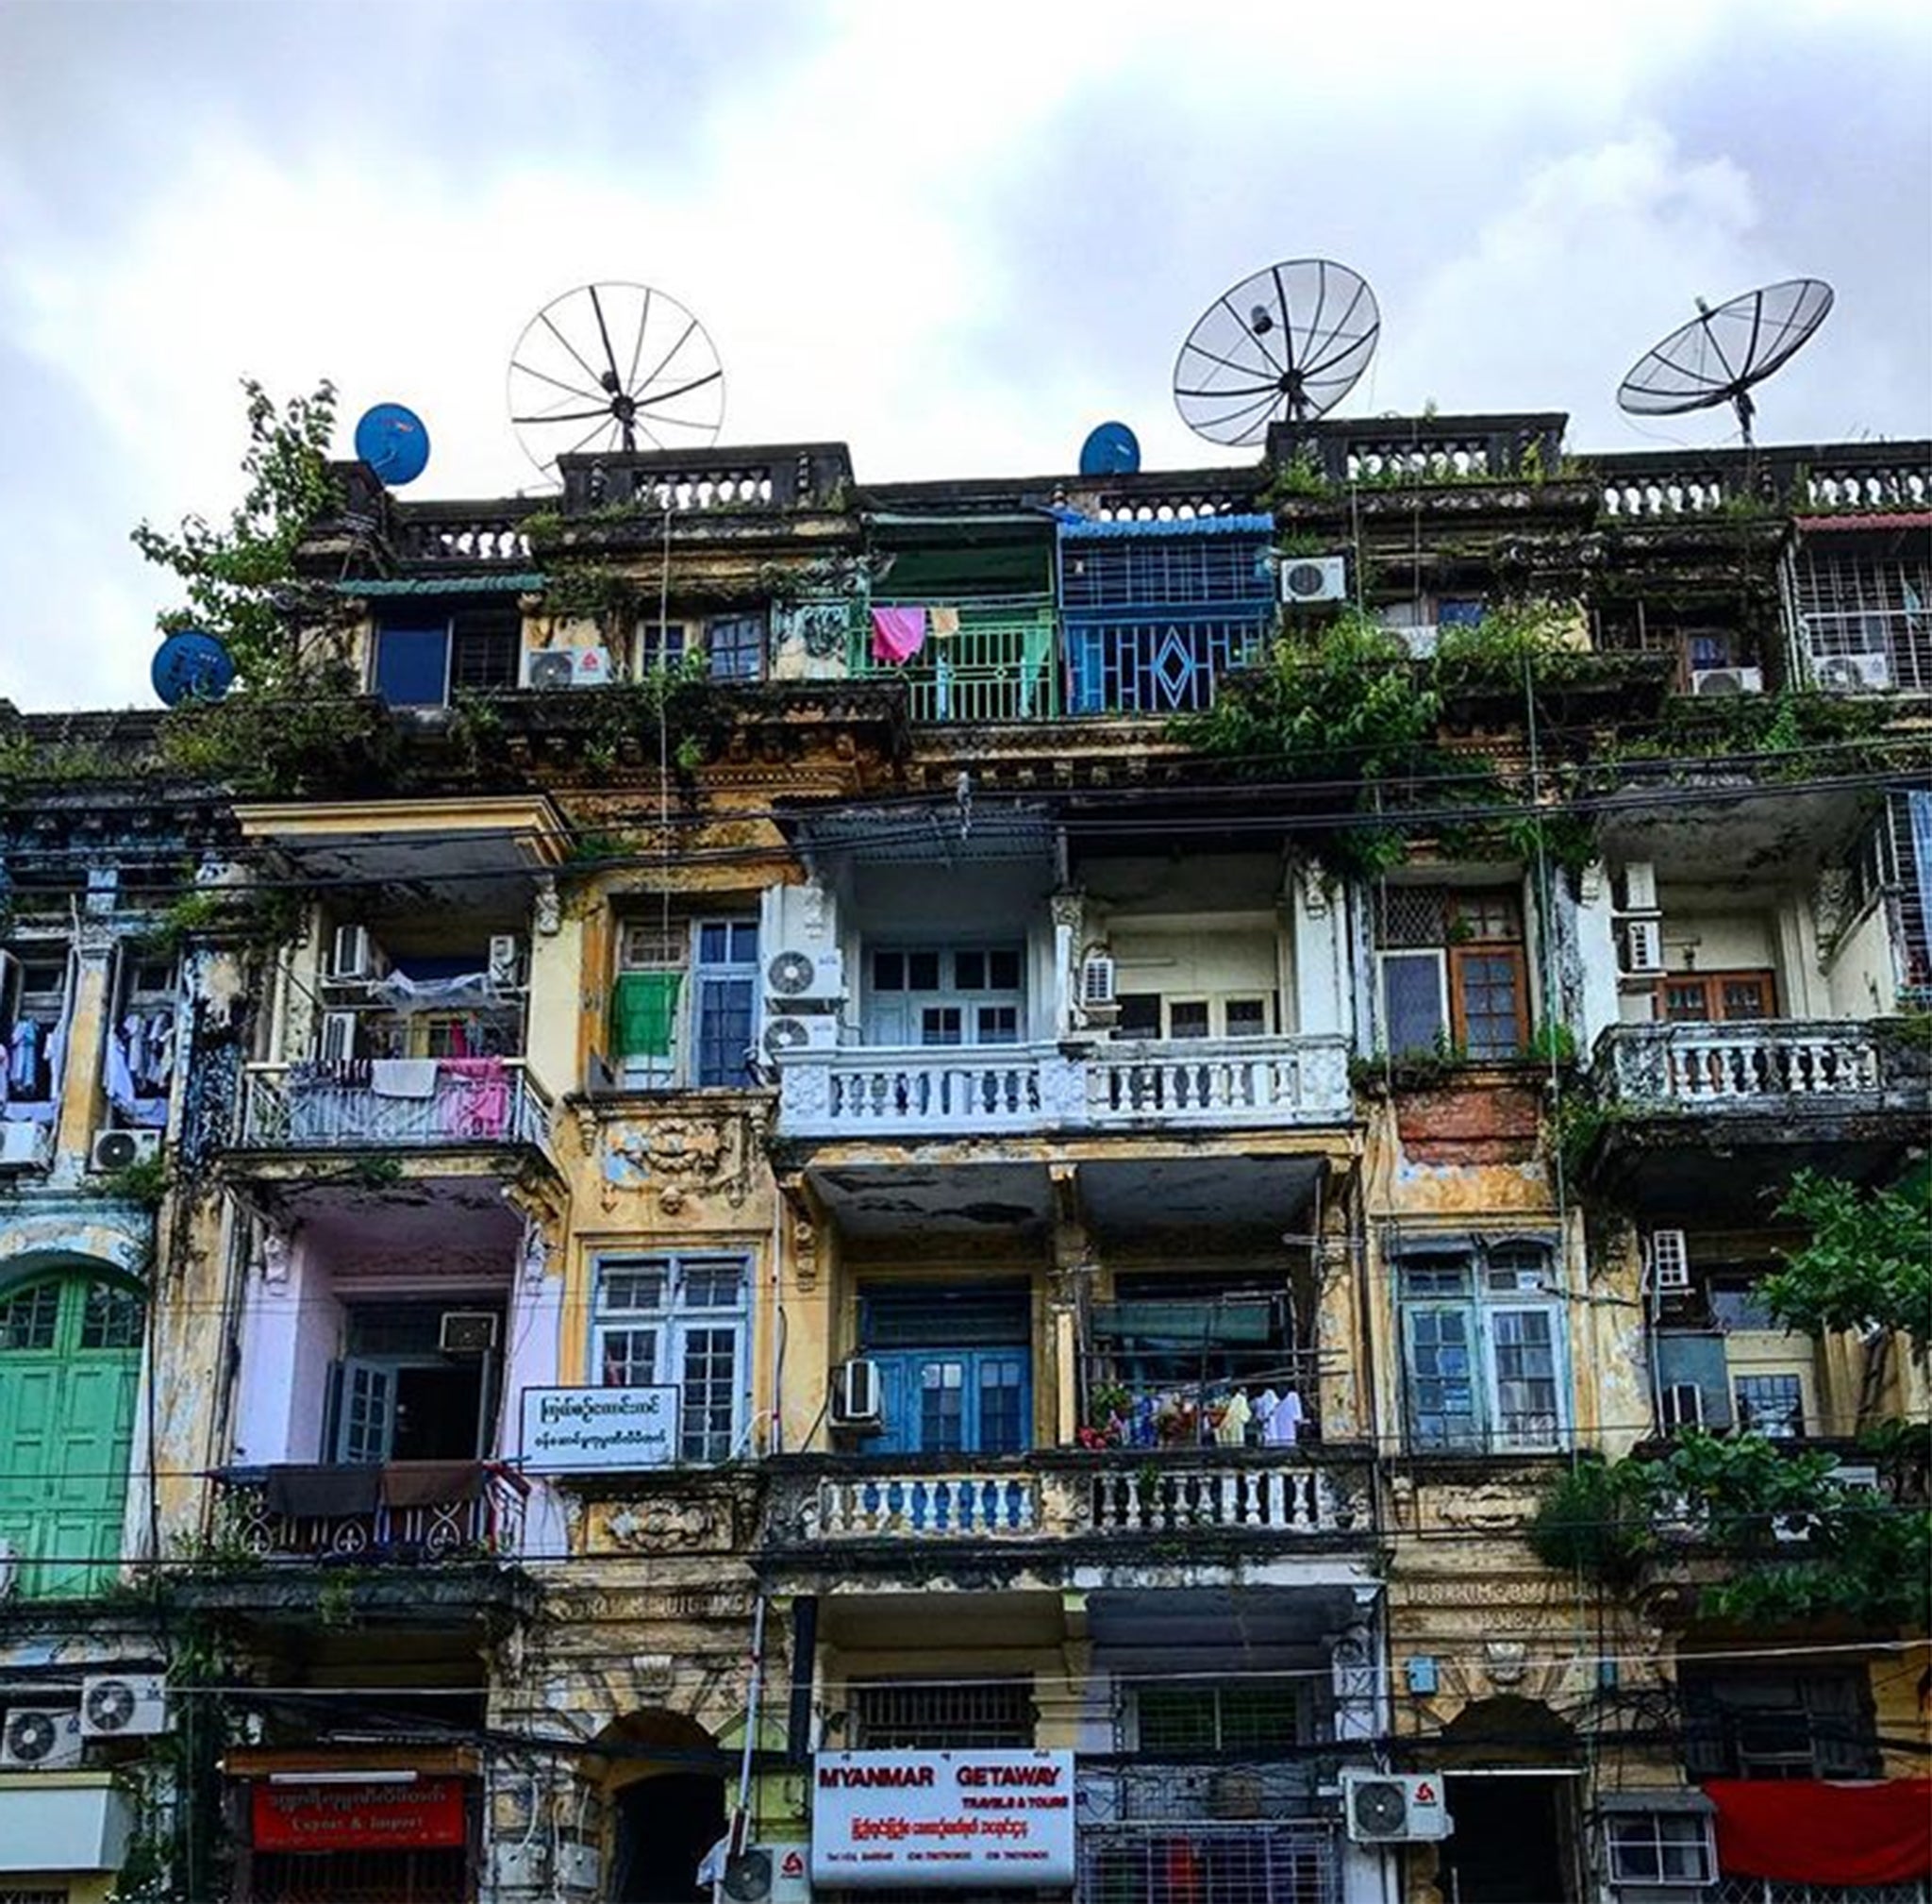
[979,1359,1024,1453]
[976,1005,1019,1044]
[695,975,755,1087]
[874,950,905,992]
[955,950,986,991]
[921,1361,965,1452]
[922,1007,962,1046]
[907,952,941,991]
[1663,979,1712,1022]
[680,1262,745,1309]
[680,1327,739,1461]
[1116,994,1161,1037]
[1407,1307,1478,1448]
[987,949,1022,991]
[0,1281,59,1351]
[1491,1309,1559,1445]
[728,923,759,963]
[1169,1000,1210,1039]
[600,1269,669,1313]
[1382,951,1445,1054]
[1735,1373,1804,1438]
[1225,998,1267,1037]
[80,1284,143,1349]
[600,1327,659,1387]
[1457,952,1523,1058]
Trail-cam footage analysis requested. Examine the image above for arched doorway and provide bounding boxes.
[599,1711,728,1904]
[0,1264,143,1596]
[1436,1695,1580,1904]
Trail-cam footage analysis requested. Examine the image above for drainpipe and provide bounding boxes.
[721,1592,770,1903]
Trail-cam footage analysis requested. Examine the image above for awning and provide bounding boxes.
[0,1779,133,1873]
[1706,1778,1932,1886]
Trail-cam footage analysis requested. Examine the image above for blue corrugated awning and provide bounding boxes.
[1058,514,1274,541]
[332,574,546,596]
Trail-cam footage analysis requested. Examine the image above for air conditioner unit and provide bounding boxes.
[525,644,613,690]
[79,1674,168,1739]
[1080,954,1118,1010]
[1646,1228,1691,1294]
[328,924,387,982]
[1279,555,1348,605]
[724,1844,811,1904]
[317,1010,359,1066]
[1816,652,1891,693]
[830,1358,883,1428]
[1391,623,1440,659]
[1617,860,1658,914]
[765,949,843,1009]
[0,1707,83,1770]
[762,1014,840,1059]
[0,1121,51,1169]
[91,1128,161,1175]
[487,934,526,986]
[1689,665,1764,696]
[1341,1769,1452,1844]
[1661,1382,1706,1431]
[1619,917,1665,977]
[439,1311,500,1354]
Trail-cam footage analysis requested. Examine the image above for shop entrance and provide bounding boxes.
[249,1846,468,1901]
[611,1771,727,1903]
[1439,1775,1571,1904]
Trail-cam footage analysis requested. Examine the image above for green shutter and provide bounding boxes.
[610,972,683,1058]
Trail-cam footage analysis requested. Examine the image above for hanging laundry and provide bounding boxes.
[870,605,928,664]
[1213,1389,1253,1446]
[1262,1387,1306,1445]
[928,606,961,642]
[106,1028,141,1115]
[8,1019,38,1093]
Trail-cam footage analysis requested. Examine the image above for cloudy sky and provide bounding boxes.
[1,0,1927,711]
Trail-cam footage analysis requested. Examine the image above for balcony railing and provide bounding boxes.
[208,1463,528,1562]
[1597,1022,1887,1107]
[237,1059,554,1153]
[775,1036,1353,1138]
[1714,1883,1930,1904]
[846,605,1058,722]
[774,1451,1374,1546]
[1799,607,1932,694]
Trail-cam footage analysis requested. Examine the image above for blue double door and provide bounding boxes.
[870,1349,1029,1457]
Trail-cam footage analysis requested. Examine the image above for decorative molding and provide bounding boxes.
[599,1110,758,1215]
[534,876,560,937]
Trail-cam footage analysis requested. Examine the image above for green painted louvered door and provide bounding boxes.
[0,1274,142,1596]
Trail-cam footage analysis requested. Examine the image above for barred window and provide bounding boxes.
[849,1679,1034,1749]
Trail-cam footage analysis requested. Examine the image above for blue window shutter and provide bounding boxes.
[374,624,450,707]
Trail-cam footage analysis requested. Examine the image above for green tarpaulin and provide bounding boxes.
[610,972,681,1058]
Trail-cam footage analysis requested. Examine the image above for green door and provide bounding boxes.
[0,1273,142,1596]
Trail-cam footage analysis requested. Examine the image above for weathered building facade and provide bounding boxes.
[0,414,1926,1904]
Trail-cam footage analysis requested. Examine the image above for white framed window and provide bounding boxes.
[592,1253,749,1463]
[1115,993,1274,1040]
[865,944,1025,1046]
[1398,1242,1567,1453]
[1603,1811,1716,1887]
[611,916,758,1089]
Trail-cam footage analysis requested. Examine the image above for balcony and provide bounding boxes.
[1598,1021,1891,1107]
[775,1036,1352,1141]
[845,603,1059,722]
[207,1462,529,1562]
[770,1450,1374,1551]
[236,1059,555,1156]
[1582,1020,1927,1213]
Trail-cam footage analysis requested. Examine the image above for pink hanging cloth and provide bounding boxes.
[870,606,927,663]
[438,1057,510,1139]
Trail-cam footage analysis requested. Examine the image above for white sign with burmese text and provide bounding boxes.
[811,1750,1075,1889]
[518,1385,676,1471]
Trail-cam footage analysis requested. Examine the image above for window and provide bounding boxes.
[706,612,766,680]
[859,1282,1032,1457]
[1680,1668,1877,1779]
[1375,887,1527,1059]
[1131,1682,1301,1753]
[592,1254,748,1463]
[1604,1812,1716,1887]
[107,950,177,1126]
[1397,1242,1565,1453]
[610,916,758,1089]
[372,606,520,706]
[1733,1372,1805,1438]
[1,945,70,1113]
[1112,993,1270,1041]
[1659,970,1775,1022]
[865,944,1026,1046]
[851,1679,1033,1749]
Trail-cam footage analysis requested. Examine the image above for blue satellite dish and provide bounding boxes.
[354,402,431,485]
[151,629,237,707]
[1078,421,1141,476]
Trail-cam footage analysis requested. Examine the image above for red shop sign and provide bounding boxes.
[252,1778,467,1852]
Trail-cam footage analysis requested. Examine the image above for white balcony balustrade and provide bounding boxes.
[776,1036,1352,1139]
[1602,1023,1885,1106]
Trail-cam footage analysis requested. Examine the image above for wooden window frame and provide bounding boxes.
[1657,967,1778,1023]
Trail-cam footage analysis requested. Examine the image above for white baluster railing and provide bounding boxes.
[1606,1023,1883,1106]
[1084,1036,1351,1127]
[1082,1462,1361,1535]
[812,1473,1041,1538]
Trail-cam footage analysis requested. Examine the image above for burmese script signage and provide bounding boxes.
[811,1750,1075,1889]
[519,1385,677,1471]
[251,1779,466,1852]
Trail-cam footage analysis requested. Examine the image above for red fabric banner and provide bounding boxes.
[1705,1778,1932,1885]
[252,1777,467,1852]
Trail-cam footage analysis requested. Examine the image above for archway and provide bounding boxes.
[1436,1696,1580,1904]
[598,1711,729,1904]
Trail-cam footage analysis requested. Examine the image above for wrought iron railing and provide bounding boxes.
[846,604,1058,721]
[237,1060,554,1153]
[208,1464,528,1562]
[1063,615,1269,714]
[1713,1882,1930,1904]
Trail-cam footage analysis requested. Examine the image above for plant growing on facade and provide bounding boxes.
[1760,1170,1932,1351]
[131,378,343,687]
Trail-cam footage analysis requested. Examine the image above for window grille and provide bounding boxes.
[1790,546,1932,693]
[1376,886,1447,947]
[1080,1824,1339,1904]
[1711,1882,1932,1904]
[848,1679,1034,1749]
[1131,1683,1301,1754]
[1733,1372,1805,1438]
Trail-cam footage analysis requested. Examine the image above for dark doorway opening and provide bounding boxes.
[611,1772,727,1903]
[1441,1775,1571,1904]
[391,1362,484,1459]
